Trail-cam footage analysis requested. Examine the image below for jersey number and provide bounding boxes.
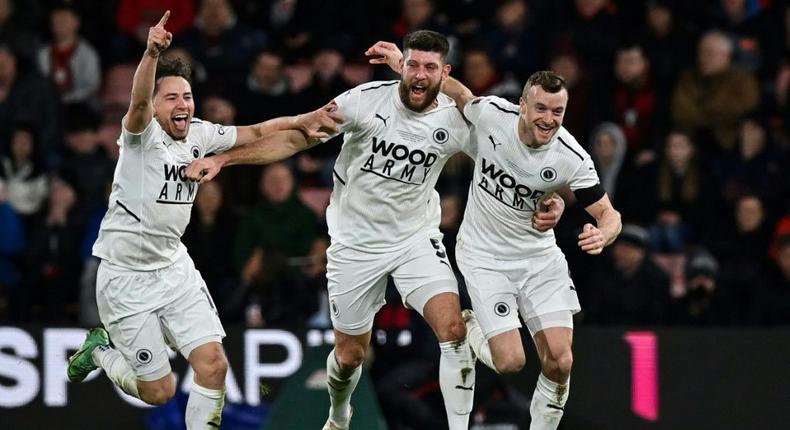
[429,238,447,259]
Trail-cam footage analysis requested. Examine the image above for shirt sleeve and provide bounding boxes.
[120,116,158,148]
[319,87,359,143]
[462,96,489,125]
[199,119,238,154]
[568,156,600,191]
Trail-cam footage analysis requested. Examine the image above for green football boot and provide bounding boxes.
[67,327,110,383]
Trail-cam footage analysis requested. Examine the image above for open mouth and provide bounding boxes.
[535,123,554,138]
[410,83,427,99]
[172,113,189,134]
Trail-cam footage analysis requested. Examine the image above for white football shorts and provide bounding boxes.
[96,253,225,381]
[326,232,458,335]
[456,246,580,339]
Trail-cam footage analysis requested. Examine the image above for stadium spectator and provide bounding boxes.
[708,194,771,322]
[230,163,319,325]
[114,0,194,62]
[751,234,790,324]
[182,180,238,312]
[584,224,673,324]
[0,124,49,232]
[178,0,267,88]
[0,45,62,163]
[237,50,295,125]
[475,0,545,81]
[671,30,759,155]
[588,122,629,206]
[639,0,697,92]
[610,42,665,159]
[20,174,85,323]
[0,0,40,64]
[672,248,731,325]
[37,5,101,107]
[60,105,115,214]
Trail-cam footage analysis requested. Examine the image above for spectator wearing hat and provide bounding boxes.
[583,224,672,324]
[672,248,732,325]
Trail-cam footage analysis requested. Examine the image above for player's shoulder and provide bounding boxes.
[355,80,399,94]
[553,127,591,162]
[471,95,519,115]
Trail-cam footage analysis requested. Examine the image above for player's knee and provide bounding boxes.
[335,344,366,372]
[194,347,229,383]
[140,381,176,406]
[494,350,526,374]
[439,319,466,343]
[542,349,573,381]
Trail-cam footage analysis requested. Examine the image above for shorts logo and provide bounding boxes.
[433,128,449,144]
[191,146,200,159]
[217,125,226,135]
[136,349,152,365]
[494,302,510,317]
[330,300,339,316]
[540,167,557,182]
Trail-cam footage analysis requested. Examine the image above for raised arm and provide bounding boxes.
[578,194,622,255]
[125,10,172,133]
[366,40,476,111]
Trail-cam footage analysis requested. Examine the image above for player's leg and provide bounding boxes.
[159,254,228,430]
[323,241,390,429]
[456,250,525,373]
[394,235,474,430]
[528,323,573,430]
[72,262,175,404]
[520,251,579,430]
[324,330,370,430]
[185,342,228,429]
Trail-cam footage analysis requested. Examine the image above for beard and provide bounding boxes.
[398,79,441,112]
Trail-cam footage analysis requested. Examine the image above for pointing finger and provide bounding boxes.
[157,10,170,28]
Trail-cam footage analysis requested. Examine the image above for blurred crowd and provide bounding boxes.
[0,0,788,335]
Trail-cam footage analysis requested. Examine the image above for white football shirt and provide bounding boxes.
[458,96,600,260]
[324,80,471,252]
[92,117,236,270]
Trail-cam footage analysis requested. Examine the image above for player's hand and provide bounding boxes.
[532,193,565,232]
[294,102,344,139]
[578,223,605,255]
[365,41,403,74]
[185,156,222,184]
[146,10,173,57]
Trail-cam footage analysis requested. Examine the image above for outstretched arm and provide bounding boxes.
[578,194,622,255]
[185,104,343,183]
[366,40,476,111]
[234,107,343,146]
[125,10,172,133]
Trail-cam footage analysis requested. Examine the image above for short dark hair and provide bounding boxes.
[522,70,566,99]
[154,57,192,94]
[403,30,449,62]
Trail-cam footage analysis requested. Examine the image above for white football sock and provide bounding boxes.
[529,373,570,430]
[439,340,475,430]
[92,345,140,398]
[185,382,225,430]
[326,348,361,427]
[465,320,497,372]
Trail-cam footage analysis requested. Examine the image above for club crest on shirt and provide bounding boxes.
[432,128,449,144]
[540,167,557,182]
[136,349,152,364]
[494,302,510,317]
[191,145,200,159]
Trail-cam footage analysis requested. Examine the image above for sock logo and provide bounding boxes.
[136,349,152,364]
[494,302,510,317]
